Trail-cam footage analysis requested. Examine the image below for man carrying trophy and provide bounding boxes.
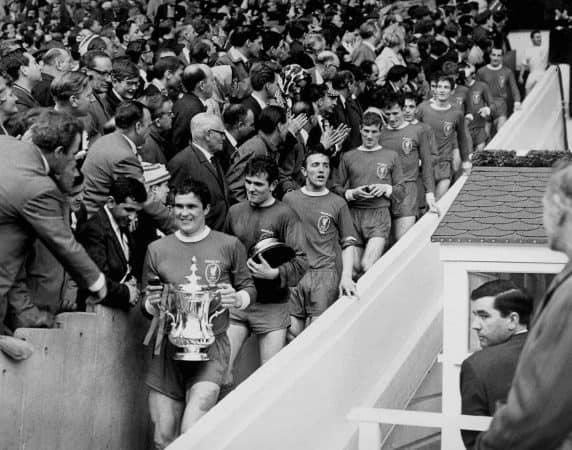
[142,179,256,450]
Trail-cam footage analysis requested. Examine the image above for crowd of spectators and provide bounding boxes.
[0,0,544,447]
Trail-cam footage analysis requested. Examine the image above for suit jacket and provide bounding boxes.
[82,131,176,231]
[167,144,230,231]
[0,136,101,332]
[87,90,120,135]
[140,125,169,164]
[83,132,142,215]
[475,262,572,450]
[24,203,86,313]
[241,95,263,120]
[77,208,133,310]
[31,73,55,107]
[331,95,363,152]
[460,332,528,449]
[13,84,40,111]
[172,92,206,151]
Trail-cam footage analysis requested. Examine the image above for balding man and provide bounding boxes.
[172,64,214,151]
[167,113,231,231]
[33,48,74,107]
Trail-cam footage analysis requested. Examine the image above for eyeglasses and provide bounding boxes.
[208,129,226,136]
[160,111,175,118]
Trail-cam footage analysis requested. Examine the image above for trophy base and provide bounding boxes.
[173,348,210,361]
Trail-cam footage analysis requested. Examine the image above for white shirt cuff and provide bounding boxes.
[88,273,105,293]
[237,290,250,310]
[344,190,354,201]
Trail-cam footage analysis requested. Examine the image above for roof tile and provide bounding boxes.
[432,167,550,245]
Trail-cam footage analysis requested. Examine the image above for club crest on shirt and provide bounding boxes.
[498,74,506,88]
[456,96,463,106]
[472,92,482,104]
[376,163,389,179]
[317,214,332,234]
[205,262,222,285]
[402,137,413,155]
[443,121,453,137]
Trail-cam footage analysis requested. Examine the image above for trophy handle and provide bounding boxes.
[208,307,227,326]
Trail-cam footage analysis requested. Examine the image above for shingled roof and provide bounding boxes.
[431,167,551,245]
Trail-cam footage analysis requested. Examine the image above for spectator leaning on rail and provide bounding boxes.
[0,110,107,361]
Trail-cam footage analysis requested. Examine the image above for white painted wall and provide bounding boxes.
[167,178,467,450]
[486,65,569,153]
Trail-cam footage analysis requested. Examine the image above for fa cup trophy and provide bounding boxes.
[165,257,225,361]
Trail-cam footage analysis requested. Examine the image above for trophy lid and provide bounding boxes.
[249,237,296,268]
[179,257,205,293]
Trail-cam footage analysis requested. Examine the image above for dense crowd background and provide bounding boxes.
[0,0,551,447]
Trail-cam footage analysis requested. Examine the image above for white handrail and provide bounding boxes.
[347,408,492,450]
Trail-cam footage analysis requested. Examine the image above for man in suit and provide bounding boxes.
[172,64,213,151]
[78,176,147,310]
[351,21,379,66]
[216,27,263,101]
[474,162,572,449]
[221,104,255,172]
[168,113,230,231]
[0,111,106,360]
[32,48,74,108]
[1,50,42,111]
[140,94,174,164]
[460,280,532,449]
[143,56,183,102]
[82,50,114,136]
[82,101,175,233]
[154,0,185,25]
[331,70,363,153]
[241,62,280,120]
[87,57,141,136]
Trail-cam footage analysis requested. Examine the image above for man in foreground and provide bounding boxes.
[474,161,572,449]
[461,279,531,449]
[143,180,255,449]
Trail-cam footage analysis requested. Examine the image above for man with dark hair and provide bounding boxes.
[172,63,213,150]
[261,31,290,64]
[1,50,42,111]
[332,112,405,273]
[474,161,572,449]
[226,105,293,202]
[379,93,437,239]
[224,156,308,387]
[242,62,279,120]
[78,176,147,310]
[83,100,152,215]
[82,50,114,135]
[417,75,471,199]
[221,104,255,171]
[460,279,532,449]
[476,45,520,132]
[142,179,255,449]
[283,150,358,340]
[0,110,107,360]
[144,56,183,100]
[216,27,263,100]
[331,70,363,152]
[140,94,174,164]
